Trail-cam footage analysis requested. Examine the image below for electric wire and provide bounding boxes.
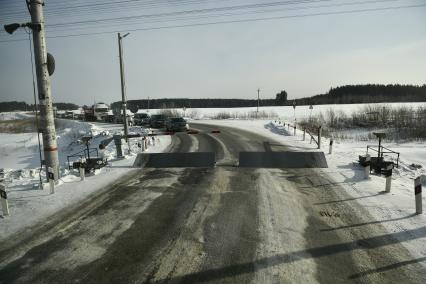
[0,0,424,43]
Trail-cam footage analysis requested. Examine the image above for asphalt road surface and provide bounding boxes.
[0,123,425,283]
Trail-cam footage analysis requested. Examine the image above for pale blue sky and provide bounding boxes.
[0,0,425,105]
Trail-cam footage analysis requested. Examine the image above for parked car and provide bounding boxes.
[134,112,150,126]
[150,114,167,128]
[165,117,187,132]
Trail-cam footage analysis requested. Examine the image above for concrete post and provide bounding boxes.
[80,164,85,181]
[288,124,290,131]
[384,163,393,193]
[415,176,422,214]
[0,184,9,216]
[364,154,371,178]
[329,138,334,154]
[303,128,306,141]
[29,0,59,181]
[118,33,129,143]
[47,167,55,194]
[293,126,296,136]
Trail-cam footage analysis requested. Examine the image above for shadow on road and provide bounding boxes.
[154,226,426,283]
[313,191,387,205]
[320,213,417,232]
[348,256,426,279]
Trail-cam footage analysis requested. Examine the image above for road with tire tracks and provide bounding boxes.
[0,123,425,283]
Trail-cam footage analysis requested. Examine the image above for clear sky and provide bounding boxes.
[0,0,425,105]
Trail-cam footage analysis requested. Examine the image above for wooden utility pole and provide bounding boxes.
[29,0,59,181]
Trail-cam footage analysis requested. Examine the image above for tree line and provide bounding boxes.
[2,84,425,112]
[111,98,277,113]
[287,84,426,106]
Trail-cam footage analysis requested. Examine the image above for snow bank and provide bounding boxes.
[0,119,171,240]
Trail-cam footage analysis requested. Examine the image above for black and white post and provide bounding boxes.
[80,161,85,181]
[48,167,55,194]
[415,176,422,214]
[0,184,9,216]
[329,138,334,154]
[364,154,371,178]
[384,163,393,193]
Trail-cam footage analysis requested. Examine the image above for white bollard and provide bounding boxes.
[364,154,371,179]
[48,167,55,194]
[329,138,334,154]
[293,126,296,136]
[415,176,422,214]
[384,163,393,193]
[80,166,85,181]
[152,137,156,146]
[0,184,9,216]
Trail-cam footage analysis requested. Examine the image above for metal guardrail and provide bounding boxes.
[66,148,99,170]
[274,120,322,149]
[367,145,400,168]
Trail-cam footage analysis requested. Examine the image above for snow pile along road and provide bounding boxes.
[0,118,171,241]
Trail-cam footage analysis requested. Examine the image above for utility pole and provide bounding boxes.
[29,0,59,181]
[118,32,130,143]
[147,96,150,111]
[257,88,260,118]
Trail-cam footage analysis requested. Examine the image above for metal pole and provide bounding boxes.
[29,0,59,182]
[118,33,129,143]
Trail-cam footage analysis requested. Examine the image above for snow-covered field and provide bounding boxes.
[145,102,426,121]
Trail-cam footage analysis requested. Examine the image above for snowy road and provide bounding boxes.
[0,123,425,283]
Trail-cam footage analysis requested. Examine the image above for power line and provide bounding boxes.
[0,2,424,43]
[36,0,408,34]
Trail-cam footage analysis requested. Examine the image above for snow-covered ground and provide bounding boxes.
[193,119,426,265]
[0,112,31,121]
[0,117,171,240]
